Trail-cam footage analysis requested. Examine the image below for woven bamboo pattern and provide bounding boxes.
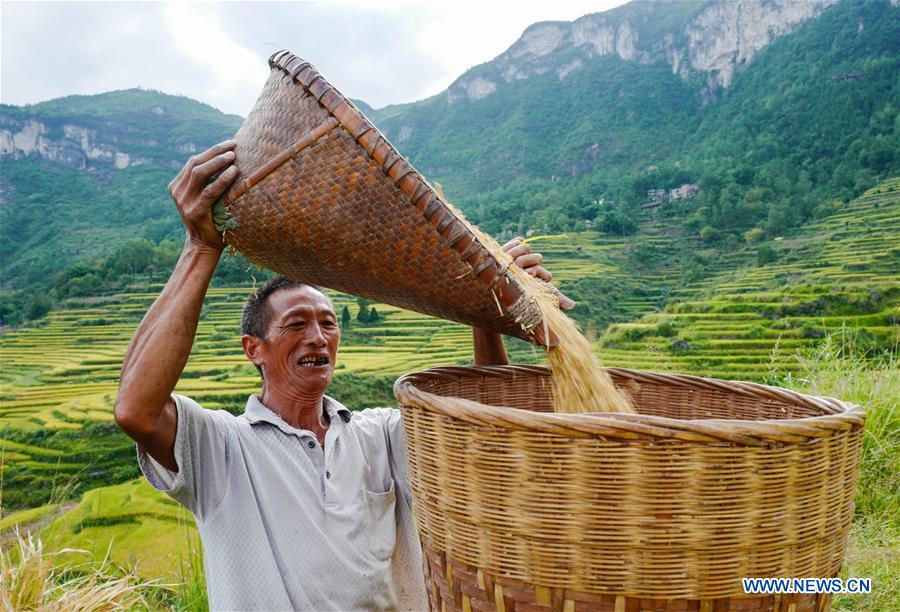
[217,50,552,345]
[393,365,865,611]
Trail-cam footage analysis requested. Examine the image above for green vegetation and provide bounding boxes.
[790,337,898,611]
[0,285,478,509]
[374,0,900,245]
[0,529,164,610]
[0,88,243,161]
[598,179,900,380]
[1,236,265,327]
[3,2,897,298]
[0,504,59,533]
[1,90,241,294]
[2,179,895,515]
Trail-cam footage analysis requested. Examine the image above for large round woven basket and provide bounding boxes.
[394,365,865,612]
[215,50,552,345]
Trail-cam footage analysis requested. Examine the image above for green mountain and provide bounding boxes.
[0,90,243,293]
[371,0,898,236]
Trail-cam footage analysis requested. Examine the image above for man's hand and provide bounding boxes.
[500,237,576,309]
[168,140,239,251]
[473,237,576,365]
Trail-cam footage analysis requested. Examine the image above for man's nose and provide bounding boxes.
[305,322,327,346]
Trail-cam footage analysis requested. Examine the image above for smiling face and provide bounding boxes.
[242,285,340,398]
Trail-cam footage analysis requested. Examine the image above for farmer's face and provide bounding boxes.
[252,286,340,397]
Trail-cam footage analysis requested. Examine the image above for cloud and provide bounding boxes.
[161,3,265,111]
[1,0,627,116]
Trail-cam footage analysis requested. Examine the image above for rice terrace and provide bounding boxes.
[1,0,899,609]
[2,179,897,608]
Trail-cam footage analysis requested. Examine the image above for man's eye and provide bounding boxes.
[288,322,305,328]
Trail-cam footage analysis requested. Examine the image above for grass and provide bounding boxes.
[781,335,898,611]
[0,504,59,533]
[0,480,208,609]
[0,529,166,610]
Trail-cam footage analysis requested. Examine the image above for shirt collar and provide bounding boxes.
[243,394,352,436]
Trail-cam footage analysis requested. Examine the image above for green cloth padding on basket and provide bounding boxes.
[212,199,239,233]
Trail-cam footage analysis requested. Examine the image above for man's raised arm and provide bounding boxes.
[114,140,238,471]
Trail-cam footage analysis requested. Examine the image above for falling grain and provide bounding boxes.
[434,183,635,414]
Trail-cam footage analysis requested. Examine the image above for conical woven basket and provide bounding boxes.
[215,50,552,345]
[394,365,865,612]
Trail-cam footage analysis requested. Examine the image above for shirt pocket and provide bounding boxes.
[365,479,397,561]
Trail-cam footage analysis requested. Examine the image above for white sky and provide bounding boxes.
[0,0,628,116]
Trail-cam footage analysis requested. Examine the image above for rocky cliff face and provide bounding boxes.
[448,0,839,103]
[0,117,154,169]
[685,0,839,92]
[0,89,236,171]
[0,113,201,170]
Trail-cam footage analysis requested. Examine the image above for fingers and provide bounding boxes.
[170,140,236,193]
[524,264,552,282]
[501,236,574,309]
[515,252,544,271]
[189,150,237,194]
[201,165,240,204]
[191,140,236,169]
[558,293,576,310]
[501,237,525,252]
[502,237,535,261]
[503,237,548,278]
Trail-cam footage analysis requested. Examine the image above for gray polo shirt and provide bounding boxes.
[139,393,428,611]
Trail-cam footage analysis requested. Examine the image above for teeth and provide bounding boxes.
[298,356,328,367]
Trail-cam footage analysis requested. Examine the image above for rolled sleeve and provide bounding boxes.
[137,393,229,519]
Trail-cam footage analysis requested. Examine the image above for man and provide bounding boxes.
[115,140,572,611]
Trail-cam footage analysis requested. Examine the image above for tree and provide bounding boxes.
[744,228,765,244]
[699,226,719,242]
[341,305,351,329]
[105,238,156,276]
[25,291,52,321]
[368,307,379,322]
[598,209,637,236]
[357,305,370,324]
[757,245,778,265]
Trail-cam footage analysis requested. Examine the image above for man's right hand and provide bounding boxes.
[168,140,239,250]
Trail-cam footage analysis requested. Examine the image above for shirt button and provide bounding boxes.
[308,440,315,449]
[325,471,331,479]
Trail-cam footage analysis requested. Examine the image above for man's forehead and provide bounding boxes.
[269,286,334,316]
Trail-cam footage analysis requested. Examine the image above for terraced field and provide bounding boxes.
[599,179,900,379]
[0,290,479,431]
[1,235,665,497]
[0,226,679,435]
[1,178,896,529]
[36,478,197,580]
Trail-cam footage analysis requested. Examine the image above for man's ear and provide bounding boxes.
[242,335,264,368]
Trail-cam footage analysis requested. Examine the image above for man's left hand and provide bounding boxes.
[501,237,576,309]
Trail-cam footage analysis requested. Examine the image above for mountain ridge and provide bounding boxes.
[439,0,838,105]
[0,88,242,171]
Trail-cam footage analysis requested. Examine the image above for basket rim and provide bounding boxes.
[393,364,865,446]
